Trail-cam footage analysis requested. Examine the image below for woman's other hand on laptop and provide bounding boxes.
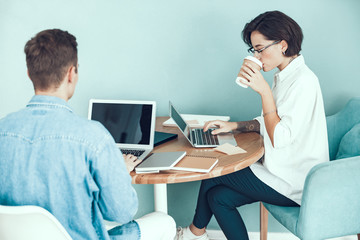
[123,154,142,173]
[203,120,237,135]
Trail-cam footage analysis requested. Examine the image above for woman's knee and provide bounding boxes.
[207,187,229,209]
[207,186,249,211]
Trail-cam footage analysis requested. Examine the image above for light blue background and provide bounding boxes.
[1,0,359,233]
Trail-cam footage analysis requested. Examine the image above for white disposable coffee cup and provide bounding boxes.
[235,56,263,88]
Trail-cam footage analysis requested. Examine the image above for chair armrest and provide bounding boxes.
[297,156,360,239]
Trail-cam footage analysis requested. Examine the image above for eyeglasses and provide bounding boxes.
[248,40,281,55]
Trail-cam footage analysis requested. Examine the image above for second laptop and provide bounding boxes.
[169,101,237,148]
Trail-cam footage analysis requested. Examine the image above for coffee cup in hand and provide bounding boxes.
[235,56,263,88]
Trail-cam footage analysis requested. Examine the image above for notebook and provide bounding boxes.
[171,155,218,173]
[135,151,186,173]
[88,99,156,160]
[154,131,178,147]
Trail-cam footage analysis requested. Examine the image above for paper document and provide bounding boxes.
[214,143,247,155]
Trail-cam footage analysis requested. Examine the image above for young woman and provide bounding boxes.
[175,10,329,240]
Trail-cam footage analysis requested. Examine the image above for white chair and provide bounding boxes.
[0,205,72,240]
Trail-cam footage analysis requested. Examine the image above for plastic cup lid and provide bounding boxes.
[244,56,262,68]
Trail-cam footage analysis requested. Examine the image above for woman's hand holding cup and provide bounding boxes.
[236,56,262,88]
[236,56,270,95]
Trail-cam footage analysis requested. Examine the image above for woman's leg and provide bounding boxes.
[192,175,225,230]
[191,167,298,239]
[208,167,298,240]
[192,167,263,229]
[208,185,253,240]
[208,186,253,240]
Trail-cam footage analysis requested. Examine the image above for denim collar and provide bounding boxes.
[26,95,73,113]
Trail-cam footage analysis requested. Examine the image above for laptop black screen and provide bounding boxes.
[170,104,187,132]
[91,103,153,145]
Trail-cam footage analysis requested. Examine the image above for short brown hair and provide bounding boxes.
[242,11,303,57]
[24,29,78,90]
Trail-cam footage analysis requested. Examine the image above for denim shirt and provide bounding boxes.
[0,95,139,240]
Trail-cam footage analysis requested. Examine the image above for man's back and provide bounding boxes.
[0,95,138,240]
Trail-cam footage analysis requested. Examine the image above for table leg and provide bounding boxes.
[154,184,168,213]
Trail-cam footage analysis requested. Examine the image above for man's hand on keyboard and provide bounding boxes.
[123,154,143,173]
[203,120,237,135]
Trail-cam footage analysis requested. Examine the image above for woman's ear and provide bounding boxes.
[280,40,288,54]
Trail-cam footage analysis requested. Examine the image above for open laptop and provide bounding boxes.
[88,99,156,160]
[169,101,237,148]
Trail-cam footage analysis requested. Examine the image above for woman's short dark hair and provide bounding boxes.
[242,11,303,57]
[24,29,78,90]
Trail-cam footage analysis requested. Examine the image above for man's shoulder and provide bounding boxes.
[44,113,115,153]
[0,109,112,145]
[0,108,27,129]
[65,114,112,140]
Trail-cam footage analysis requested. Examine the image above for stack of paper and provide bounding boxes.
[214,143,247,155]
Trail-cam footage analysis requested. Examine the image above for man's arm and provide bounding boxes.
[92,134,138,224]
[236,120,260,133]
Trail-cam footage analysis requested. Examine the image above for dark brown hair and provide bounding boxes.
[242,11,303,57]
[24,29,78,90]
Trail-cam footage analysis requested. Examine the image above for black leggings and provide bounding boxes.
[192,167,299,240]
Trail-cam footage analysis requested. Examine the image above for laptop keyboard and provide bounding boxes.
[121,149,145,157]
[192,128,219,146]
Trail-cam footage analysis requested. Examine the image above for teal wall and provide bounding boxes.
[1,0,360,233]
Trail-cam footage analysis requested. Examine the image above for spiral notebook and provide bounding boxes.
[171,155,218,173]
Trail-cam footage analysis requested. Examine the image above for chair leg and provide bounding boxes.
[260,202,268,240]
[357,233,360,240]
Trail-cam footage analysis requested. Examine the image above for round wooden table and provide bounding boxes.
[131,117,264,212]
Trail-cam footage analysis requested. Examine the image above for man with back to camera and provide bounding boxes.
[0,29,175,240]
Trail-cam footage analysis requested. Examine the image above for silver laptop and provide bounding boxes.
[88,99,156,160]
[169,101,237,148]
